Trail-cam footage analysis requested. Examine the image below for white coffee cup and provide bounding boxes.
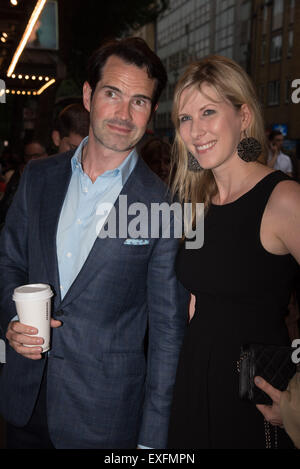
[12,283,54,353]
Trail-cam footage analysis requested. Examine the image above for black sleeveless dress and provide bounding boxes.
[168,171,299,449]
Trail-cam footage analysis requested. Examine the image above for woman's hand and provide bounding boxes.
[254,376,284,427]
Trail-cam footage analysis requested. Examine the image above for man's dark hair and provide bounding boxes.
[268,130,283,141]
[86,37,168,111]
[54,103,90,138]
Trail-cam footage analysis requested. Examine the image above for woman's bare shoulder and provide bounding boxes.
[268,178,300,212]
[266,178,300,262]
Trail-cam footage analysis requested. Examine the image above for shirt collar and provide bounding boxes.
[70,136,138,185]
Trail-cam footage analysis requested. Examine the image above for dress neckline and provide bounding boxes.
[210,170,281,208]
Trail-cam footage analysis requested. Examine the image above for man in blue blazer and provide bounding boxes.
[0,38,189,448]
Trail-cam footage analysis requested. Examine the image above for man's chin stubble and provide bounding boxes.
[94,134,140,153]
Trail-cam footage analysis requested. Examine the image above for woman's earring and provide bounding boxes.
[237,137,262,162]
[188,152,202,171]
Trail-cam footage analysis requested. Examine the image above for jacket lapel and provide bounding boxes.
[39,152,73,308]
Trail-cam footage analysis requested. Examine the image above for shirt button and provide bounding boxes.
[83,187,88,193]
[66,252,72,258]
[77,218,82,224]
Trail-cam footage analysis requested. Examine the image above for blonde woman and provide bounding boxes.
[167,56,300,449]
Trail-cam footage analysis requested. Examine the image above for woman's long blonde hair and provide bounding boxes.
[171,55,267,213]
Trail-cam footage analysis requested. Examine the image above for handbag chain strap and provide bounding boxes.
[264,419,278,449]
[236,352,248,373]
[237,353,279,448]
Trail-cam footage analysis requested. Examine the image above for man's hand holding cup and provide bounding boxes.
[6,283,62,360]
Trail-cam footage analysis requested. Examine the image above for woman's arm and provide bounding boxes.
[267,180,300,263]
[189,294,196,321]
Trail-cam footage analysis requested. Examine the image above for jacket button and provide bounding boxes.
[54,309,64,317]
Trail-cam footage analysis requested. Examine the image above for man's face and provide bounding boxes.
[272,134,284,151]
[24,142,47,162]
[59,132,83,153]
[83,55,157,154]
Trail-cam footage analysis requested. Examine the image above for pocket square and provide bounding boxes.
[123,238,150,245]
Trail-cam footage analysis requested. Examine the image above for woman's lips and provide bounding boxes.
[194,140,217,154]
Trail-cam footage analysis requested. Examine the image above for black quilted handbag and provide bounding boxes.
[237,344,297,405]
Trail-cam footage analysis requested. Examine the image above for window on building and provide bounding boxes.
[261,38,266,65]
[191,0,210,32]
[272,0,284,30]
[262,4,268,35]
[240,1,251,44]
[287,30,293,57]
[216,0,235,14]
[259,85,265,105]
[285,79,292,104]
[168,82,176,101]
[155,112,169,130]
[289,0,295,23]
[268,81,280,106]
[270,34,282,62]
[191,23,210,59]
[215,5,234,58]
[160,87,168,104]
[169,52,180,72]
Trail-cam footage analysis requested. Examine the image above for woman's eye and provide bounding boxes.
[179,115,191,123]
[203,109,215,116]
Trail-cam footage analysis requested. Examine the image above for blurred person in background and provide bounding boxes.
[0,147,21,185]
[140,137,171,184]
[51,103,90,153]
[24,138,48,163]
[0,139,48,230]
[267,130,293,177]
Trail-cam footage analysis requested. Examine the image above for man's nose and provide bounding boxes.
[116,100,131,121]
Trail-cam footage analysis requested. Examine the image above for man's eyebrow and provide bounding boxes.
[101,85,121,93]
[133,93,152,102]
[101,85,152,102]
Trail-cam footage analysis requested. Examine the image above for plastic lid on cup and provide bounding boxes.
[13,283,54,301]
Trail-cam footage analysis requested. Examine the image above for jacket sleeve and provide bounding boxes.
[0,164,30,335]
[138,214,189,448]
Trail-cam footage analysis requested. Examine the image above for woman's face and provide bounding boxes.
[178,83,247,171]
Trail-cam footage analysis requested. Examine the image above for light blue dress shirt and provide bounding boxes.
[56,136,138,299]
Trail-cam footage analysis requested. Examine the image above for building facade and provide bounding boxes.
[251,0,299,140]
[155,0,253,138]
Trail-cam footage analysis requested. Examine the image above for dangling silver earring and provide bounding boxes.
[187,152,202,171]
[237,137,262,162]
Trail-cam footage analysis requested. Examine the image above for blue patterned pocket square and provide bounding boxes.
[123,238,150,245]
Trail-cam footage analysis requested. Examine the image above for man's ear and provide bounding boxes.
[83,81,92,112]
[51,130,61,147]
[149,103,158,122]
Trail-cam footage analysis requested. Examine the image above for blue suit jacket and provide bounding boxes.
[0,151,189,449]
